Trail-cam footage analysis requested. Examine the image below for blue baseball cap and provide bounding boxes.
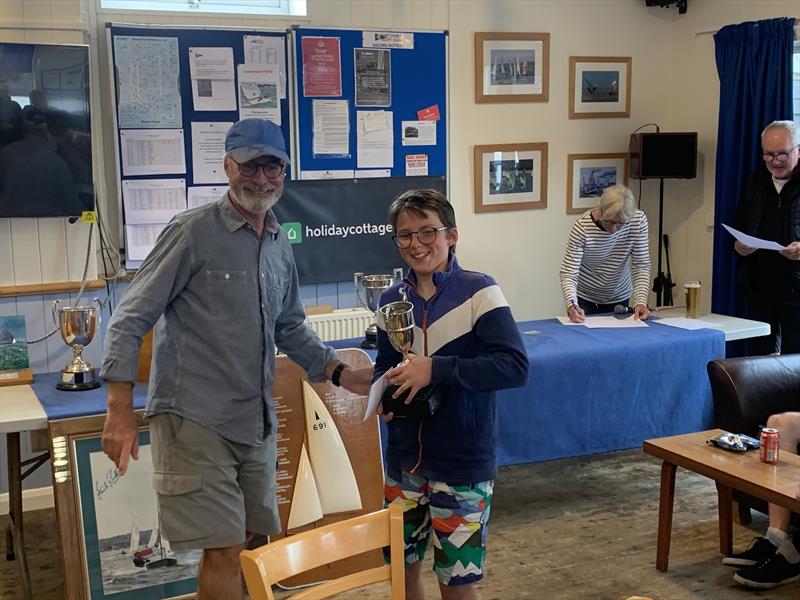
[225,118,290,163]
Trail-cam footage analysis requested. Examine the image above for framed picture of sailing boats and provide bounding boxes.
[568,56,632,119]
[49,413,199,600]
[566,153,629,214]
[475,32,550,103]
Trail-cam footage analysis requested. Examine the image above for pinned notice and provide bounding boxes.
[405,154,428,176]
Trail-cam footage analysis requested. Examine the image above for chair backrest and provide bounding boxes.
[707,354,800,439]
[240,503,406,600]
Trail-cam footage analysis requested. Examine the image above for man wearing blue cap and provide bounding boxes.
[100,118,372,599]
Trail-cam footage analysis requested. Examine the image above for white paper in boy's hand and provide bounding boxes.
[364,373,388,421]
[722,224,785,251]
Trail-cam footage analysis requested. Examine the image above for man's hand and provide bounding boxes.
[338,366,373,396]
[386,353,432,404]
[633,303,651,321]
[779,241,800,261]
[734,240,757,256]
[567,304,585,323]
[101,382,139,476]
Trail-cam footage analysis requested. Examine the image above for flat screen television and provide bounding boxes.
[0,42,94,218]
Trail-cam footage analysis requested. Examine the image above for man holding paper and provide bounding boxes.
[733,120,800,354]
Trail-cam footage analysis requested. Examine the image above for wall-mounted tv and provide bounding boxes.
[0,42,94,218]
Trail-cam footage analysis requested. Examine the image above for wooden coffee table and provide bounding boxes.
[643,429,800,572]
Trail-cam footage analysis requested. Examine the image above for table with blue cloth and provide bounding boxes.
[31,373,149,419]
[330,318,726,466]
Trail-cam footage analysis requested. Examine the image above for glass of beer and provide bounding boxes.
[685,281,701,318]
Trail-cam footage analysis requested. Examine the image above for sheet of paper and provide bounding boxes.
[655,317,724,331]
[301,36,342,97]
[405,154,428,176]
[243,35,286,98]
[187,185,227,209]
[189,47,234,79]
[190,122,231,184]
[401,120,436,146]
[354,48,391,107]
[556,316,583,326]
[312,99,349,156]
[122,178,186,224]
[113,35,182,128]
[357,110,393,168]
[722,224,785,251]
[237,65,280,123]
[125,223,169,261]
[355,169,391,178]
[364,373,388,421]
[120,129,186,176]
[362,31,414,49]
[582,316,649,328]
[300,169,355,180]
[191,77,237,111]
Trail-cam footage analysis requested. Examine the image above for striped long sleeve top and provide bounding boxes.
[559,209,651,308]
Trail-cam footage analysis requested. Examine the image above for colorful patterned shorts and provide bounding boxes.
[384,470,494,586]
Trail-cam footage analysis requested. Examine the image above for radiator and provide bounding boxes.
[306,308,373,342]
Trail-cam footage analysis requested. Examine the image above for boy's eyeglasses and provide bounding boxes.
[232,158,285,178]
[392,226,448,248]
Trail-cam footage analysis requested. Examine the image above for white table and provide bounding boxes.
[0,384,48,600]
[652,307,771,342]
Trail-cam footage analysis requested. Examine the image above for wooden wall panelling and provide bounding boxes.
[9,220,42,285]
[15,294,49,373]
[38,219,70,282]
[65,220,97,282]
[0,220,13,285]
[317,282,339,309]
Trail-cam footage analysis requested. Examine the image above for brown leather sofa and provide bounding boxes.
[707,353,800,523]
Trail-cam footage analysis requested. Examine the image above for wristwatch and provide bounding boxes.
[330,363,347,387]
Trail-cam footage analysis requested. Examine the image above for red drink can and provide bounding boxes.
[759,428,780,464]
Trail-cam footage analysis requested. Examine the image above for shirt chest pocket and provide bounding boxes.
[205,270,250,316]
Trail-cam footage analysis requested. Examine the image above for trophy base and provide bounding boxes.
[56,369,101,391]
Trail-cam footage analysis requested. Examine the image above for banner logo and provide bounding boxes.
[282,222,303,244]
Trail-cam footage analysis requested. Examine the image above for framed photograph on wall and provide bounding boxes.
[569,56,631,118]
[49,413,200,600]
[475,32,550,103]
[474,142,548,213]
[566,153,629,214]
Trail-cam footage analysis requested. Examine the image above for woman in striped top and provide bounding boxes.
[559,184,652,323]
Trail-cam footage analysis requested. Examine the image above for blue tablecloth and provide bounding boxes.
[31,373,148,421]
[32,318,724,465]
[331,318,726,466]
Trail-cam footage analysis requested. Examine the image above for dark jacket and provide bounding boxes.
[373,256,529,484]
[734,162,800,294]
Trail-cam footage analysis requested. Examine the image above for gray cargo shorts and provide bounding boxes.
[149,412,281,551]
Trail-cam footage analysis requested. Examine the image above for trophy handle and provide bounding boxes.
[354,272,365,311]
[93,297,103,325]
[52,299,62,328]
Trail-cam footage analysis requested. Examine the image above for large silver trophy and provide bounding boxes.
[52,298,102,391]
[354,268,404,349]
[378,294,440,419]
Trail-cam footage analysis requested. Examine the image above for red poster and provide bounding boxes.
[417,104,440,121]
[302,37,342,97]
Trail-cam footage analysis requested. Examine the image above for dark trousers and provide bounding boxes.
[743,288,800,355]
[577,298,629,315]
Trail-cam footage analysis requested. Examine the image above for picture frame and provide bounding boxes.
[49,413,199,600]
[475,32,550,103]
[474,142,548,213]
[566,153,629,214]
[569,56,632,119]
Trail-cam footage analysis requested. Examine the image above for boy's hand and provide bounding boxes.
[386,353,432,404]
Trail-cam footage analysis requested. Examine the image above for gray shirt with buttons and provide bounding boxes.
[100,194,336,446]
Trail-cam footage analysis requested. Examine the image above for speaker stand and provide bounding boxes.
[655,177,665,307]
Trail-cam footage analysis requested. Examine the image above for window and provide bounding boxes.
[100,0,306,17]
[794,40,799,127]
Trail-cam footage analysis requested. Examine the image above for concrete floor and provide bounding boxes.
[2,449,798,599]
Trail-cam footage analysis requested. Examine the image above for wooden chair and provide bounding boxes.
[240,503,406,600]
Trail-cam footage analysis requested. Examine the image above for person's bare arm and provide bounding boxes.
[101,381,139,475]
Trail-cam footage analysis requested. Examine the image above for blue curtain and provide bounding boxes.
[711,17,795,316]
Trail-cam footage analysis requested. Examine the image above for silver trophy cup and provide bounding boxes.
[52,298,102,391]
[379,299,415,359]
[354,268,404,349]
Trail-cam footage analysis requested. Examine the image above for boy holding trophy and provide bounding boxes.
[375,189,529,600]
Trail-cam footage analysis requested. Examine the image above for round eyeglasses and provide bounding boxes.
[392,225,448,249]
[232,158,285,178]
[762,145,798,162]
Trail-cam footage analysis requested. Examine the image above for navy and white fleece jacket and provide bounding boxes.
[374,256,529,484]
